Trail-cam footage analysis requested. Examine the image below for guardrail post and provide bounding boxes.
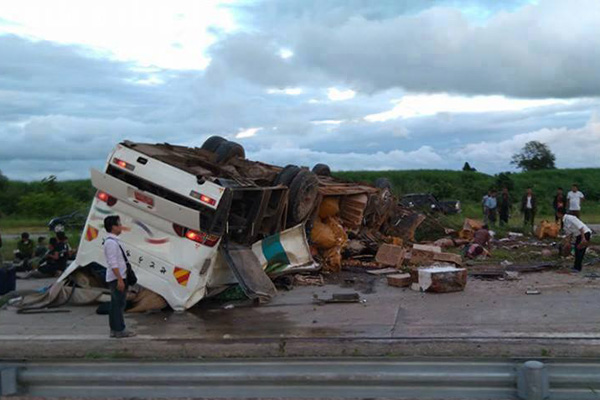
[517,360,549,400]
[0,367,18,396]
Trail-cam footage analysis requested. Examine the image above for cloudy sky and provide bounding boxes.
[1,0,599,181]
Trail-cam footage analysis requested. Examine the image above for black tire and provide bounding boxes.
[312,163,331,176]
[374,177,392,190]
[215,141,245,163]
[288,170,320,225]
[274,165,301,187]
[201,136,227,152]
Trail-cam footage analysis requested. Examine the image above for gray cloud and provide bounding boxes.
[1,0,600,181]
[214,0,600,98]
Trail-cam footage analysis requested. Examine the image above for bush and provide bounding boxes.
[17,192,83,219]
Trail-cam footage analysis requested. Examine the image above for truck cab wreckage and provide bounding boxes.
[49,137,425,311]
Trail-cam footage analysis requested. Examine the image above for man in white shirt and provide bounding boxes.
[103,215,135,338]
[567,184,585,218]
[557,210,592,272]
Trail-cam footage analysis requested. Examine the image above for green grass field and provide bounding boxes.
[335,168,600,223]
[1,167,598,259]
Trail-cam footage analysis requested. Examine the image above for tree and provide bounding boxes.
[462,162,476,172]
[0,169,7,190]
[511,141,556,171]
[495,172,514,191]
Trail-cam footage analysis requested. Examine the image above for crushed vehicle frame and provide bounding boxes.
[57,138,403,310]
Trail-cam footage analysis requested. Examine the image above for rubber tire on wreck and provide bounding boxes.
[312,163,331,176]
[215,141,245,163]
[374,177,392,190]
[287,169,320,226]
[274,164,301,187]
[201,136,227,153]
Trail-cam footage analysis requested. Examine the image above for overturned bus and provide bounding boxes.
[57,137,396,310]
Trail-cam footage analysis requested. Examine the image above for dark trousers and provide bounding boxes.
[108,281,127,332]
[499,208,509,225]
[574,232,592,271]
[487,208,497,225]
[523,209,535,227]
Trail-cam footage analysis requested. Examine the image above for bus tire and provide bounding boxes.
[288,170,319,225]
[201,136,227,153]
[215,141,245,163]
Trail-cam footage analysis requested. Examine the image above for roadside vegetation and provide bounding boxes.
[335,168,600,223]
[1,168,598,261]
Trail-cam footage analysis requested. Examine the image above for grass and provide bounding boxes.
[0,217,47,234]
[335,168,600,223]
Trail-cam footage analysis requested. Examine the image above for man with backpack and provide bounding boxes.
[103,215,136,338]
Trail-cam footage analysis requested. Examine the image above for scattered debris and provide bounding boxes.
[375,244,406,267]
[127,288,168,313]
[413,244,442,253]
[386,273,412,288]
[459,218,483,240]
[536,220,560,239]
[293,274,325,286]
[468,265,505,278]
[505,271,521,281]
[433,251,463,266]
[415,266,467,293]
[366,268,399,276]
[314,292,361,304]
[506,263,556,273]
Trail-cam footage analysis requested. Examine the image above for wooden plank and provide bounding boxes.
[375,244,406,267]
[387,273,412,287]
[413,244,442,253]
[433,252,463,265]
[366,268,399,275]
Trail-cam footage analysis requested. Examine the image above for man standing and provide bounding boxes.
[567,184,585,218]
[553,187,567,229]
[521,188,537,232]
[482,190,491,224]
[557,210,592,272]
[499,187,511,226]
[484,190,498,227]
[103,216,135,338]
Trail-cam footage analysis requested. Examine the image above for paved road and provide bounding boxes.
[3,263,600,359]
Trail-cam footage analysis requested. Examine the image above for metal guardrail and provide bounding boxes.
[2,359,600,399]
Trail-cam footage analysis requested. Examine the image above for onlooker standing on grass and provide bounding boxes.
[557,210,592,272]
[484,189,498,226]
[103,215,136,339]
[567,184,585,218]
[553,187,567,229]
[482,190,491,223]
[499,187,511,226]
[521,187,537,232]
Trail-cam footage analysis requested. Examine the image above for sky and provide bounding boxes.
[1,0,600,181]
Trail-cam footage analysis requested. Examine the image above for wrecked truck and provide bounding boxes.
[57,137,398,310]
